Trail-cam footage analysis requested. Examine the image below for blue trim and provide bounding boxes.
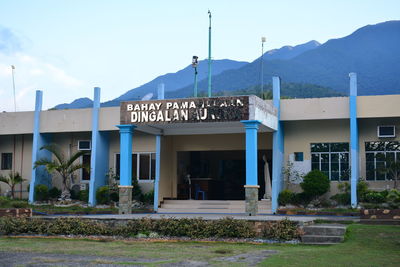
[349,73,358,208]
[154,84,164,211]
[272,76,284,213]
[89,87,110,206]
[241,120,261,186]
[29,91,52,203]
[116,124,136,186]
[154,135,161,211]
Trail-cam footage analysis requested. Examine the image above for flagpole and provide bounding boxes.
[207,10,212,97]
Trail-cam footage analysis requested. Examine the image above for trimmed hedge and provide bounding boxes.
[0,217,301,240]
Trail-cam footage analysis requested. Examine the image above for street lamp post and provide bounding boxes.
[11,65,16,112]
[192,56,199,97]
[261,37,266,99]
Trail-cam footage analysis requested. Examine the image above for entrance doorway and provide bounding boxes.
[177,150,272,200]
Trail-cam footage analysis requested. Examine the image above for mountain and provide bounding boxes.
[263,40,320,60]
[54,40,320,109]
[53,97,93,110]
[177,21,400,97]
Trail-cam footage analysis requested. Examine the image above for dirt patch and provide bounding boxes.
[216,250,278,266]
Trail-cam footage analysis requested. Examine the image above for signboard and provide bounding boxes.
[120,96,251,125]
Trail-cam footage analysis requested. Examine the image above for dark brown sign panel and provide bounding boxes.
[120,96,250,125]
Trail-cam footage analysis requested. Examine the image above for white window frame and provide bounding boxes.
[377,125,396,138]
[310,143,350,181]
[78,140,91,151]
[114,152,155,182]
[365,141,400,181]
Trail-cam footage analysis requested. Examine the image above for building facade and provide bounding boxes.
[0,74,399,214]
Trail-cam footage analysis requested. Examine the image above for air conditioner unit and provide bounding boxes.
[377,126,395,138]
[80,183,88,191]
[78,140,91,150]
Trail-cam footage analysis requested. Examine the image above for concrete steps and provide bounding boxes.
[301,224,347,245]
[158,200,272,214]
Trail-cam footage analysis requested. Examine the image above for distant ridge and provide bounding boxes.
[54,21,400,109]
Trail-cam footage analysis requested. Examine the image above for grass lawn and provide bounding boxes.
[0,224,399,266]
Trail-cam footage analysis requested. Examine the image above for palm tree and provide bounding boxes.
[34,144,88,199]
[0,172,25,198]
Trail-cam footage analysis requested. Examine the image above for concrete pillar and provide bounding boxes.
[88,87,110,206]
[116,124,136,214]
[271,76,284,213]
[349,73,359,208]
[29,91,52,203]
[154,83,164,212]
[241,120,261,216]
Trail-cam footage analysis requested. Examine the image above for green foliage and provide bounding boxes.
[0,172,26,198]
[386,189,400,209]
[132,178,143,201]
[261,219,303,240]
[330,193,351,205]
[48,187,61,199]
[278,189,295,206]
[0,216,305,241]
[34,144,88,196]
[96,186,110,205]
[300,170,330,199]
[142,190,154,204]
[292,192,313,206]
[34,184,49,201]
[79,189,89,202]
[363,191,385,204]
[0,196,11,207]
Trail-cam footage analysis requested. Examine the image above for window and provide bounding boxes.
[311,143,349,181]
[1,153,12,170]
[81,154,91,181]
[365,141,400,181]
[294,152,304,162]
[377,126,395,138]
[115,152,156,181]
[78,140,91,151]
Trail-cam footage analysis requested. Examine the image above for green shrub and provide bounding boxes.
[262,219,303,240]
[11,201,29,208]
[70,189,80,200]
[142,190,154,204]
[79,189,89,202]
[292,192,313,206]
[301,170,330,199]
[386,189,400,209]
[34,184,49,201]
[96,186,110,205]
[48,187,61,199]
[0,196,11,207]
[363,191,385,204]
[132,178,143,201]
[278,189,295,206]
[110,191,119,202]
[330,193,351,205]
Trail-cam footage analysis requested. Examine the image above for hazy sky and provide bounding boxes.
[0,0,399,111]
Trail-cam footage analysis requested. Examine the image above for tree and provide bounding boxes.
[34,144,88,200]
[0,172,25,199]
[378,156,400,189]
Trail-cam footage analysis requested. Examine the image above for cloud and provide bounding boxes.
[0,26,23,54]
[0,52,85,112]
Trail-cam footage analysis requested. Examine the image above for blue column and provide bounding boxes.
[154,83,164,212]
[241,120,261,185]
[272,76,284,213]
[29,91,52,203]
[117,125,136,186]
[349,73,359,208]
[88,87,110,206]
